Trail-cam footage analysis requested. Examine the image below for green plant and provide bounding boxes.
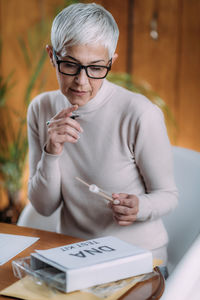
[0,74,14,107]
[0,33,47,213]
[0,108,28,195]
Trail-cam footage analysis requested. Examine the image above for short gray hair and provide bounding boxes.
[51,2,119,58]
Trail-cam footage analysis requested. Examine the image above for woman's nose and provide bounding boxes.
[74,68,89,85]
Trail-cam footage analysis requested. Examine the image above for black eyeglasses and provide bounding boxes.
[53,48,112,79]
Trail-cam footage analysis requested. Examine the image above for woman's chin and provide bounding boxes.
[66,94,91,107]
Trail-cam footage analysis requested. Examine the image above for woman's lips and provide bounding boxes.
[70,88,87,96]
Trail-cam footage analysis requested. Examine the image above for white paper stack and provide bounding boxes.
[0,233,39,265]
[31,236,153,292]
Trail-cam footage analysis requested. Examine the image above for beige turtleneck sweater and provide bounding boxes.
[27,79,178,254]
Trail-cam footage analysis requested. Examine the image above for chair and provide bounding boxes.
[161,233,200,300]
[162,146,200,274]
[161,146,200,299]
[17,202,61,232]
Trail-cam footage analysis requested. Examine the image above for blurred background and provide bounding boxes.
[0,0,199,223]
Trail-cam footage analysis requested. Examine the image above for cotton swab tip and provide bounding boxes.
[89,184,99,193]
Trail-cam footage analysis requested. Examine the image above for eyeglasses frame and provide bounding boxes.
[52,48,112,79]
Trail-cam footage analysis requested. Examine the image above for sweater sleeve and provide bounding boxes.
[27,102,62,216]
[134,105,178,221]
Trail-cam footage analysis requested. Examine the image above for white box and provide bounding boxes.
[30,236,153,292]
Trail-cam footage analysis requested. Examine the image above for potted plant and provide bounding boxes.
[0,39,47,223]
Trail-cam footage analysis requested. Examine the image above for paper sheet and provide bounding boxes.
[0,233,39,265]
[0,273,146,300]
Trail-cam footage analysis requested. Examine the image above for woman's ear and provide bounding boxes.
[111,53,118,64]
[46,45,55,67]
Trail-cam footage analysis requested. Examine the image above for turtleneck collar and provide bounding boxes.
[67,79,113,115]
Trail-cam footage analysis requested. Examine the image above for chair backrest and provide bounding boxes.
[17,202,61,232]
[162,146,200,274]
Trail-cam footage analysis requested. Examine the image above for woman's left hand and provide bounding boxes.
[110,193,139,226]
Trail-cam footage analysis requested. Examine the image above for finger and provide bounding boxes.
[113,215,136,226]
[48,131,79,145]
[112,194,138,208]
[112,193,129,205]
[113,205,138,216]
[48,126,80,142]
[119,197,138,208]
[114,213,137,222]
[47,111,84,136]
[49,118,83,134]
[54,105,78,120]
[112,193,128,199]
[112,198,137,209]
[53,134,78,144]
[116,220,135,226]
[118,193,129,198]
[61,126,80,140]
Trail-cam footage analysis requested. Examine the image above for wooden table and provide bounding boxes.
[0,223,165,299]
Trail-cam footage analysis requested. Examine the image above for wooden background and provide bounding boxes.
[0,0,200,209]
[1,0,200,149]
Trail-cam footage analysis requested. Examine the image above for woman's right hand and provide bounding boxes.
[45,105,83,155]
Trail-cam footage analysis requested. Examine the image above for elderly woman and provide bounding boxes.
[27,3,178,275]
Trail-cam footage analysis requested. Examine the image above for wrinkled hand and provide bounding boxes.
[46,105,83,155]
[110,193,139,226]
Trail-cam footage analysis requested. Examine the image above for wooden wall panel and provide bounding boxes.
[177,0,200,150]
[132,0,200,150]
[0,0,42,110]
[0,0,62,109]
[132,0,181,143]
